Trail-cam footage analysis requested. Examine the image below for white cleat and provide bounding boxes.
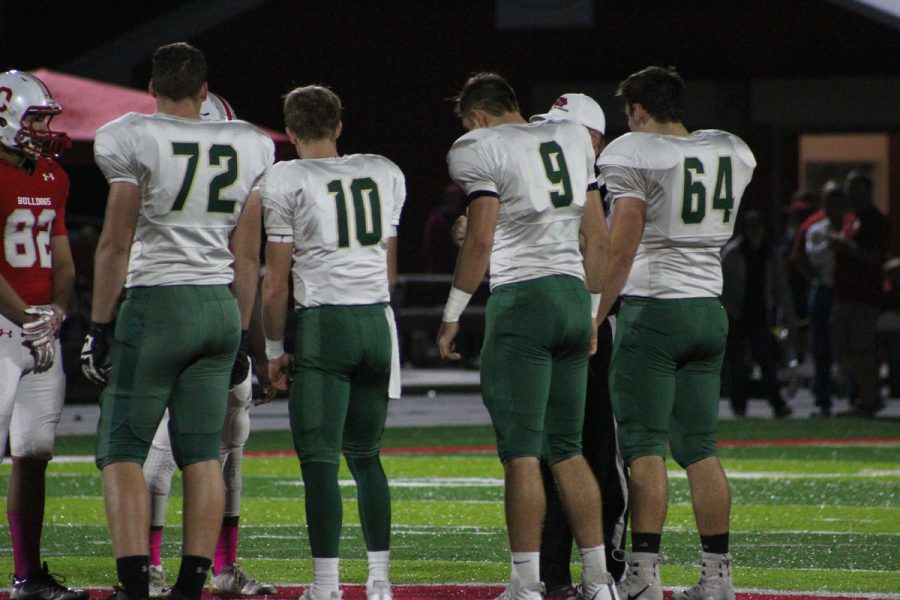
[149,565,170,598]
[577,572,619,600]
[366,580,394,600]
[494,581,544,600]
[209,564,277,596]
[299,586,343,600]
[671,553,735,600]
[616,553,663,600]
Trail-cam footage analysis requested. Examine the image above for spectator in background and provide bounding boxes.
[782,191,816,334]
[422,183,465,273]
[831,171,891,417]
[721,210,794,417]
[803,183,848,417]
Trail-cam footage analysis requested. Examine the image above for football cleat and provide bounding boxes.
[577,572,619,600]
[494,580,544,600]
[545,583,577,600]
[671,553,734,600]
[616,553,663,600]
[209,564,277,596]
[299,586,342,600]
[149,565,170,598]
[10,562,88,600]
[366,580,393,600]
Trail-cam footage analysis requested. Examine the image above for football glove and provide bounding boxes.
[81,321,114,386]
[27,337,56,372]
[22,304,66,344]
[230,329,250,389]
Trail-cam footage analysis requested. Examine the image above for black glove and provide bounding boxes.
[230,329,250,388]
[81,321,114,386]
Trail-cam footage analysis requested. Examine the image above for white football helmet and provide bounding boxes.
[200,92,236,121]
[0,70,71,159]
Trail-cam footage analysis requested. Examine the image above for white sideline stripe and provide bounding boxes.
[42,456,900,481]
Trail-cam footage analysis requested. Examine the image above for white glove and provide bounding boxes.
[22,304,66,345]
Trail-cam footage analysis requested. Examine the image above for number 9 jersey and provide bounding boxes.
[447,119,597,291]
[0,157,69,305]
[597,130,756,298]
[261,154,406,308]
[94,112,275,287]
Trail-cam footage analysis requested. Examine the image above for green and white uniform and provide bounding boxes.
[93,112,274,468]
[598,129,756,466]
[447,119,598,464]
[262,153,405,557]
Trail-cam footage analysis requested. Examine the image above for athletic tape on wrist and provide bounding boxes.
[442,287,472,323]
[591,293,602,317]
[265,338,285,360]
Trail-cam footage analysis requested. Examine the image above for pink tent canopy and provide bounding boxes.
[30,69,288,143]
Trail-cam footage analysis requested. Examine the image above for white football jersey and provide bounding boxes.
[94,112,274,287]
[447,119,597,290]
[262,154,406,307]
[598,130,756,298]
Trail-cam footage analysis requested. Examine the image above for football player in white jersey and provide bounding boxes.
[261,85,405,600]
[139,92,276,598]
[0,69,88,600]
[438,73,617,600]
[596,66,756,600]
[82,43,274,600]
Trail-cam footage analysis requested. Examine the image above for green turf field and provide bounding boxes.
[0,419,898,595]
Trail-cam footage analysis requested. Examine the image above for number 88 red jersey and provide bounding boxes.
[0,156,69,305]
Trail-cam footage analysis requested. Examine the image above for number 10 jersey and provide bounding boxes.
[261,154,406,308]
[597,130,756,299]
[94,112,275,288]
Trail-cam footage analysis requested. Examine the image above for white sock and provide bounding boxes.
[313,557,339,593]
[510,552,540,587]
[580,544,608,582]
[367,550,390,586]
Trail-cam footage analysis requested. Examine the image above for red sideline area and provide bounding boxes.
[246,437,900,457]
[5,587,888,600]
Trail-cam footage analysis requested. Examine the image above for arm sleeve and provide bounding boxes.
[251,134,276,192]
[261,169,295,243]
[447,137,499,202]
[94,124,139,185]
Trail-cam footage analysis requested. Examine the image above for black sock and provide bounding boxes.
[116,555,149,599]
[700,532,729,554]
[174,555,212,600]
[631,532,662,554]
[222,515,239,528]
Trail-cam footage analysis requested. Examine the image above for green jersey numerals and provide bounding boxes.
[327,178,382,248]
[539,141,573,208]
[681,156,734,224]
[171,142,239,214]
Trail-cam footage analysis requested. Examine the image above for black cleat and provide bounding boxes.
[11,563,89,600]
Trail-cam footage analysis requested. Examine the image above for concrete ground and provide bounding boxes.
[55,368,900,436]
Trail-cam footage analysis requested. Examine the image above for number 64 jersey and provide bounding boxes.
[0,157,68,305]
[94,112,274,287]
[597,130,756,298]
[261,155,406,308]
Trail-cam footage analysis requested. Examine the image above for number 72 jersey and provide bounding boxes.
[598,129,756,298]
[261,154,406,308]
[94,112,274,288]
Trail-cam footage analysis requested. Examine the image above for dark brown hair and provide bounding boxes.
[616,66,685,124]
[453,72,519,120]
[283,85,342,142]
[151,42,207,101]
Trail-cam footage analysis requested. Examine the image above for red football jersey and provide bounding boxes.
[0,157,69,305]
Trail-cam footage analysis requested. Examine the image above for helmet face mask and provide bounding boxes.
[0,70,71,160]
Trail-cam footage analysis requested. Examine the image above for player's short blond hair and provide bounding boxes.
[283,85,342,142]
